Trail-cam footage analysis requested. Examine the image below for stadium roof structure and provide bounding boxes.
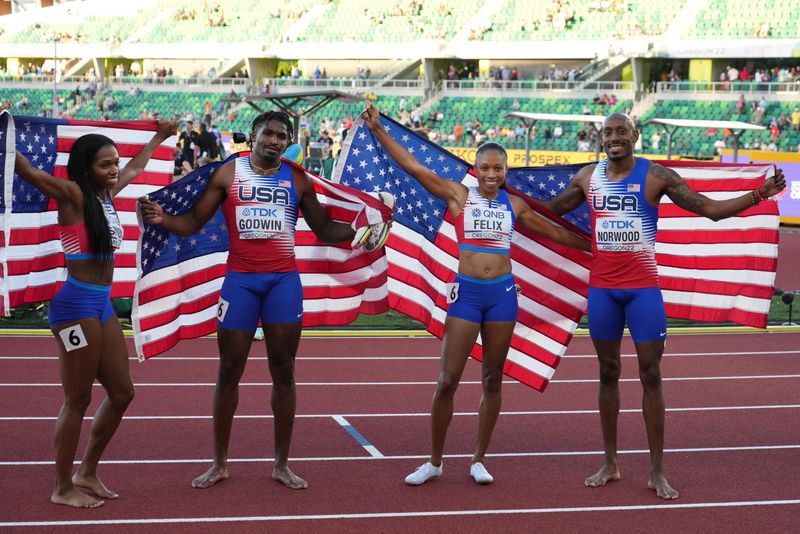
[505,112,607,164]
[644,118,766,162]
[230,90,363,144]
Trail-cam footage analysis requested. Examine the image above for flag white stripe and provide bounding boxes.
[661,289,771,314]
[57,125,177,146]
[658,215,779,231]
[136,252,229,292]
[659,265,776,286]
[135,278,225,319]
[655,242,778,258]
[55,153,173,174]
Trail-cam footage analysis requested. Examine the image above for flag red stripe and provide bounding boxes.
[136,264,228,305]
[664,302,767,329]
[656,228,779,245]
[659,276,774,300]
[655,253,778,272]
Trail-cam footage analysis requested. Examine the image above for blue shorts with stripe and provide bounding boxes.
[216,270,303,331]
[48,276,115,328]
[587,286,667,343]
[446,273,519,324]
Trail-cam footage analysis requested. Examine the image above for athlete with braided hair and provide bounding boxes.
[140,111,362,490]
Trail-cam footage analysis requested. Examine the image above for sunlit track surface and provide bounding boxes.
[0,332,798,532]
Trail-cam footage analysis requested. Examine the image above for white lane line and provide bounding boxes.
[2,499,799,527]
[2,374,800,387]
[2,350,799,361]
[332,415,384,458]
[2,403,799,422]
[3,444,800,467]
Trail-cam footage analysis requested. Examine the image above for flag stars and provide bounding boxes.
[352,147,361,157]
[359,160,368,169]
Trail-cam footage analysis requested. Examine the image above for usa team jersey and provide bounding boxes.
[222,156,300,272]
[588,158,659,288]
[455,187,515,254]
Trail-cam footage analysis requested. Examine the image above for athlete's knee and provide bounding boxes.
[598,359,621,387]
[269,355,296,389]
[64,391,92,413]
[108,385,135,409]
[638,360,662,390]
[217,355,247,387]
[435,372,461,400]
[481,367,503,395]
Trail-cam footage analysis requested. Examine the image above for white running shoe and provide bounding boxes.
[470,462,494,485]
[253,327,264,341]
[404,462,442,486]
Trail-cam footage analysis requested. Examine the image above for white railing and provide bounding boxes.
[441,79,636,93]
[107,76,250,87]
[656,80,800,94]
[262,77,424,91]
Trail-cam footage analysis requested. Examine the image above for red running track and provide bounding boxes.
[0,332,799,532]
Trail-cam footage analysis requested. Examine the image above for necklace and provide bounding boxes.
[249,156,281,175]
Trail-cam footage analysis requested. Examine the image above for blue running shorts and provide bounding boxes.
[446,273,519,324]
[48,276,115,328]
[216,270,303,331]
[587,286,667,343]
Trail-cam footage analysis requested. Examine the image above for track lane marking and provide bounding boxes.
[2,403,799,421]
[2,499,799,527]
[2,349,800,361]
[2,374,800,387]
[332,415,384,458]
[3,444,800,466]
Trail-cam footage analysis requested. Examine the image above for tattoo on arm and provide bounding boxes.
[654,165,706,214]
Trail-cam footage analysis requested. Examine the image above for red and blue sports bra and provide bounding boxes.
[455,187,516,254]
[60,197,123,260]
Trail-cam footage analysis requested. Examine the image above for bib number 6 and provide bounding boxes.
[217,297,230,323]
[59,325,88,352]
[446,282,460,304]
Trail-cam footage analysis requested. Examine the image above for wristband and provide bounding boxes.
[756,188,769,201]
[750,190,759,205]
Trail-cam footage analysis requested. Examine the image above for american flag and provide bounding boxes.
[334,114,593,391]
[653,161,779,328]
[133,157,393,360]
[509,160,779,329]
[334,114,780,391]
[0,112,175,316]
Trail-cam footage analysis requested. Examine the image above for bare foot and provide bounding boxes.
[648,474,679,500]
[192,464,229,489]
[584,463,621,488]
[51,488,104,508]
[72,473,119,499]
[272,466,308,490]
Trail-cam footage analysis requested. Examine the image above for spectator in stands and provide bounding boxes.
[714,138,726,156]
[194,123,220,165]
[736,95,746,115]
[651,130,662,152]
[178,121,198,168]
[553,124,563,139]
[792,107,800,131]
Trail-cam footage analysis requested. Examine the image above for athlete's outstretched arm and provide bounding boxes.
[362,103,465,212]
[512,197,591,252]
[139,162,230,236]
[654,164,786,221]
[112,120,178,197]
[295,168,356,243]
[14,152,80,206]
[544,164,592,215]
